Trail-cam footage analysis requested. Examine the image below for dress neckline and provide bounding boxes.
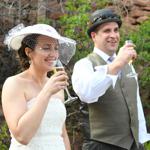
[27,97,63,106]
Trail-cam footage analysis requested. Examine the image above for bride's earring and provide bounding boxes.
[29,60,31,64]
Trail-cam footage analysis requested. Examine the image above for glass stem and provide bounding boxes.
[65,88,71,98]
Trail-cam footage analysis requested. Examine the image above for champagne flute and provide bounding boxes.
[52,59,78,105]
[125,40,138,78]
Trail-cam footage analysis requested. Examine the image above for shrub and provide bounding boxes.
[0,120,10,150]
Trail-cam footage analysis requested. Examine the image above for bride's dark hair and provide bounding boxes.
[18,34,40,70]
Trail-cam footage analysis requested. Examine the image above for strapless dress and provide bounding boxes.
[9,97,66,150]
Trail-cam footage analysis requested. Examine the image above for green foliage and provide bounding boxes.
[0,121,10,150]
[120,20,150,53]
[38,18,53,25]
[65,0,110,13]
[136,51,150,87]
[145,142,150,150]
[130,20,150,53]
[135,51,150,131]
[58,0,111,63]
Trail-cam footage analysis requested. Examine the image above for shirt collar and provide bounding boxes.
[93,47,116,62]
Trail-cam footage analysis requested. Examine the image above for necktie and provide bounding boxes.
[108,56,114,63]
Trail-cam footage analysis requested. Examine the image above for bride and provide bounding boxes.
[2,24,76,150]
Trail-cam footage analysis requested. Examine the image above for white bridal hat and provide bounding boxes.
[4,23,76,65]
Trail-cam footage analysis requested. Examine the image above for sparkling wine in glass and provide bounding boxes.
[52,59,78,105]
[125,40,138,78]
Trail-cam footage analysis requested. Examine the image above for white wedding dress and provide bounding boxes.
[9,97,67,150]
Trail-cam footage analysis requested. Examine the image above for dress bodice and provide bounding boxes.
[9,97,66,150]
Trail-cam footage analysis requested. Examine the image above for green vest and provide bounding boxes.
[87,53,139,150]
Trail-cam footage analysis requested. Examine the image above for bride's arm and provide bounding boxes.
[2,77,52,145]
[62,124,71,150]
[2,72,67,145]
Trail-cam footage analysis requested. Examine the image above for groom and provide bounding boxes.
[72,8,149,150]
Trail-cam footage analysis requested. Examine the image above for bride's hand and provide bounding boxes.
[45,71,69,95]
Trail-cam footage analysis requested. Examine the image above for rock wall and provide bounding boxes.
[0,0,149,36]
[113,0,150,30]
[0,0,65,46]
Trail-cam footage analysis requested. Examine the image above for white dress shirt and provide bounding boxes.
[72,47,150,143]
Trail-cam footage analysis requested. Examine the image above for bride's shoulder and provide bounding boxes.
[3,72,27,89]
